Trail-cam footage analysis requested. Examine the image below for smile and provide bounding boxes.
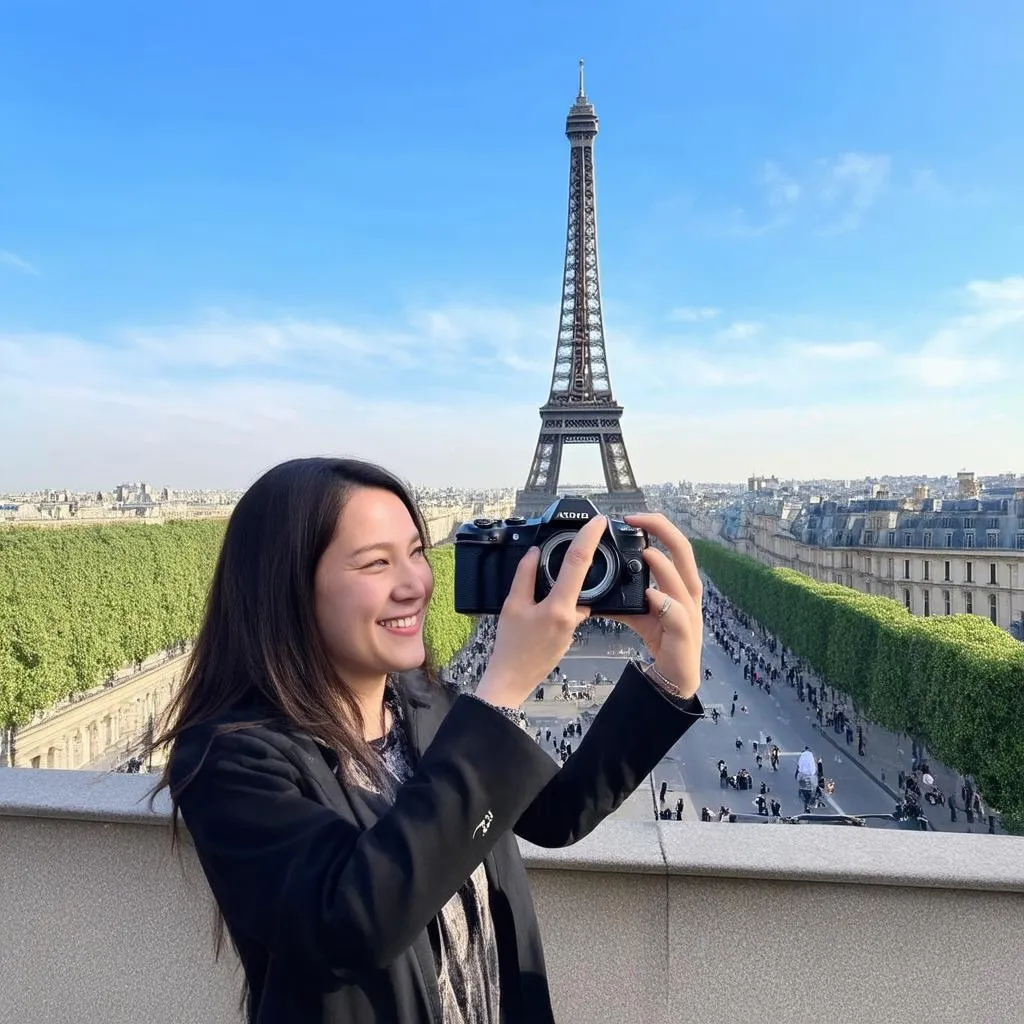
[377,614,421,631]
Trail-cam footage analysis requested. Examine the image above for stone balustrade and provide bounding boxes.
[1,768,1021,1024]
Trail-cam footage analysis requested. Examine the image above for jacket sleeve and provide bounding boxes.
[171,694,561,988]
[513,660,705,847]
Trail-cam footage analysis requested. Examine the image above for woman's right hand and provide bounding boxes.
[475,515,608,708]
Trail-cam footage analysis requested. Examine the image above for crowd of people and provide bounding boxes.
[442,615,499,690]
[443,614,602,765]
[700,581,998,831]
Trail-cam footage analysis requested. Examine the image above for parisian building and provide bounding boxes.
[685,492,1024,641]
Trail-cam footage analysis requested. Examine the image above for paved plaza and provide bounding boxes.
[520,611,999,833]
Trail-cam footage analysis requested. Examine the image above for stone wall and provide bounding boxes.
[1,772,1022,1024]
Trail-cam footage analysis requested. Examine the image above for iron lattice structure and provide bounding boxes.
[517,62,647,518]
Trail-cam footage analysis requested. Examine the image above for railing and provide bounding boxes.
[1,768,1022,1024]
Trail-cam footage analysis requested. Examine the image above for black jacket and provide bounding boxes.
[169,661,704,1023]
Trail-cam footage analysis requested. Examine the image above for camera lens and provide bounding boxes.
[539,531,618,603]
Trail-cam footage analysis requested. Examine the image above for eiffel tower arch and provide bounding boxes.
[516,62,648,520]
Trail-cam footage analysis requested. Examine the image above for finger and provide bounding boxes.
[506,546,541,605]
[625,514,702,603]
[546,515,607,605]
[574,605,592,627]
[645,586,697,636]
[643,547,692,606]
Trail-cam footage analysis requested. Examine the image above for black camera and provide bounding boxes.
[453,497,650,616]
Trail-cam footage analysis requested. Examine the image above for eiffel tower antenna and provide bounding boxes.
[516,64,646,518]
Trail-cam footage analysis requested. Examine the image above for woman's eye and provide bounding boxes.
[412,546,426,558]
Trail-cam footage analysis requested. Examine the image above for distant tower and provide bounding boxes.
[957,471,979,498]
[516,61,647,518]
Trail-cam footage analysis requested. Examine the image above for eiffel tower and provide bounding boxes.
[516,62,647,519]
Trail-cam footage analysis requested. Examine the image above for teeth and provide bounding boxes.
[379,615,418,629]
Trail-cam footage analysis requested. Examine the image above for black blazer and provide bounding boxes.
[169,661,705,1023]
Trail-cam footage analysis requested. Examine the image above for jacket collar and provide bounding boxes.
[308,672,456,832]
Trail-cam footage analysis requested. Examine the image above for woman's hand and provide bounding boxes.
[476,515,608,708]
[605,514,704,700]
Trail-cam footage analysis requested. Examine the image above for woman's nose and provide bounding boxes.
[394,564,429,600]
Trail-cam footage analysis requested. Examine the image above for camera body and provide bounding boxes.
[453,496,650,616]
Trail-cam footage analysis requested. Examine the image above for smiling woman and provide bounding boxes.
[145,455,708,1024]
[149,457,434,798]
[312,485,436,740]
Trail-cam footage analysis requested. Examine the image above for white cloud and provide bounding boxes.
[118,304,556,375]
[891,275,1024,388]
[668,306,720,322]
[2,278,1022,489]
[716,321,762,342]
[0,332,542,489]
[817,152,891,233]
[727,152,891,236]
[965,276,1024,305]
[899,344,1001,389]
[795,341,885,361]
[0,249,38,275]
[124,316,396,369]
[761,162,802,209]
[616,276,1021,406]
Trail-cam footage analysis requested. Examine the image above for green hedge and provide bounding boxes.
[0,521,227,728]
[692,539,1024,833]
[0,522,473,728]
[422,544,476,669]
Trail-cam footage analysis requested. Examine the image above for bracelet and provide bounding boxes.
[638,659,682,698]
[467,693,529,731]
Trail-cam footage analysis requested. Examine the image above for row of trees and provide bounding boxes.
[0,521,227,729]
[0,522,475,729]
[422,544,476,668]
[691,539,1024,833]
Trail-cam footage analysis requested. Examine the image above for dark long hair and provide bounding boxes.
[143,457,435,1017]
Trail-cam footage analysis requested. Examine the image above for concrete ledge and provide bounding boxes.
[519,817,666,873]
[657,819,1024,892]
[0,767,169,824]
[2,768,1022,893]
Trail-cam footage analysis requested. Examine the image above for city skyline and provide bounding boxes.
[4,469,1020,503]
[2,3,1023,490]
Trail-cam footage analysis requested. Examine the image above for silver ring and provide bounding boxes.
[657,596,673,619]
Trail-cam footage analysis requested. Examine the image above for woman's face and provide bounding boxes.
[314,486,434,688]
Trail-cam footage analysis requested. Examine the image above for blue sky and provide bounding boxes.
[2,1,1022,490]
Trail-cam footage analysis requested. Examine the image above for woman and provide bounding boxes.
[152,457,705,1024]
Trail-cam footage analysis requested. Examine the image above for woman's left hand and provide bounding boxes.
[604,514,704,700]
